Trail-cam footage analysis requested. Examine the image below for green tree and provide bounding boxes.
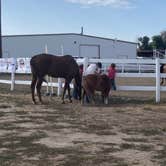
[138,36,152,50]
[151,35,165,49]
[161,31,166,48]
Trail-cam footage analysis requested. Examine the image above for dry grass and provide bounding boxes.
[0,76,166,166]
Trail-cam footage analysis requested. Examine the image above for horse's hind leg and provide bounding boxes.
[66,80,72,103]
[31,75,37,104]
[36,79,43,104]
[91,94,95,105]
[81,89,86,104]
[104,96,109,104]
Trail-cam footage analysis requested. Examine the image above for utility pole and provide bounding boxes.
[0,0,2,58]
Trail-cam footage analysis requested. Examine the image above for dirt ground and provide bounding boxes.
[0,80,166,166]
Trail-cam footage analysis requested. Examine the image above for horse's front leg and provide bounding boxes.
[102,92,109,105]
[31,75,37,104]
[36,79,43,104]
[90,92,95,105]
[62,82,67,104]
[101,94,105,103]
[81,89,86,104]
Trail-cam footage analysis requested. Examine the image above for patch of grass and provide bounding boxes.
[120,143,153,152]
[0,122,23,131]
[121,128,139,135]
[78,123,114,135]
[0,112,5,117]
[162,128,166,132]
[143,107,153,111]
[0,154,17,165]
[137,144,153,152]
[95,130,117,135]
[0,104,11,109]
[92,155,128,166]
[109,96,154,106]
[140,128,163,136]
[63,154,128,166]
[123,137,148,143]
[120,143,136,149]
[153,145,166,163]
[101,146,120,153]
[121,128,163,136]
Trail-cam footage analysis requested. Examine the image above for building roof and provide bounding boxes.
[2,33,137,45]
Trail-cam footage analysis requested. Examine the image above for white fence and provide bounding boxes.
[1,57,166,103]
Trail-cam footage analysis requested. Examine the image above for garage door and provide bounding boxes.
[79,45,100,58]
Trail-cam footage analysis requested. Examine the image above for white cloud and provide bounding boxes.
[65,0,135,8]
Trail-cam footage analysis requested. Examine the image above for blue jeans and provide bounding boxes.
[110,79,116,90]
[72,84,79,99]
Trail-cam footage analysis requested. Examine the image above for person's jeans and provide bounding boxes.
[72,84,78,99]
[110,79,116,90]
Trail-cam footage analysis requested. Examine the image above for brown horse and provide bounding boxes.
[82,74,111,104]
[30,54,82,104]
[160,64,166,85]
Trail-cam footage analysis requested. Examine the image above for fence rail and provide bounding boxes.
[1,57,166,103]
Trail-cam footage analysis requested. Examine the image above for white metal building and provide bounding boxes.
[2,33,137,59]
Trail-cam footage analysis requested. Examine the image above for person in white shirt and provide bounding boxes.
[84,62,102,76]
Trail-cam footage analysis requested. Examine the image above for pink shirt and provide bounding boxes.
[108,67,116,79]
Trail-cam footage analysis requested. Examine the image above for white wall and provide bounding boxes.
[2,34,137,59]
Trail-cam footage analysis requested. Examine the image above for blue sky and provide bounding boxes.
[2,0,166,42]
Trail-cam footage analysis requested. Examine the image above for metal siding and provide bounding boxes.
[2,34,137,59]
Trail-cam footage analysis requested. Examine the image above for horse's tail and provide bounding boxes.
[74,69,82,100]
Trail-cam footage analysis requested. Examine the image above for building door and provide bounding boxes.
[79,44,100,58]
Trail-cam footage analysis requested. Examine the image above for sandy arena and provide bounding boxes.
[0,76,166,166]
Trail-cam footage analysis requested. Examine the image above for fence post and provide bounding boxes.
[83,57,89,73]
[50,77,54,95]
[57,78,62,96]
[138,64,141,73]
[156,58,160,103]
[45,44,51,95]
[11,58,16,91]
[122,64,125,73]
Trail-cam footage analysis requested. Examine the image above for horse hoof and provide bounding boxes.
[104,98,109,105]
[69,100,72,103]
[32,101,37,105]
[62,101,65,104]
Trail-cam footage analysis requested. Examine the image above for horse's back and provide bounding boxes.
[30,54,74,65]
[82,74,98,87]
[30,53,79,78]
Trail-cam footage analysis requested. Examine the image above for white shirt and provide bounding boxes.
[83,64,100,76]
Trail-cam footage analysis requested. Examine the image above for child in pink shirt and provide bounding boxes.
[108,63,117,90]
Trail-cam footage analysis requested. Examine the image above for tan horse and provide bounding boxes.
[160,64,166,85]
[82,74,111,104]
